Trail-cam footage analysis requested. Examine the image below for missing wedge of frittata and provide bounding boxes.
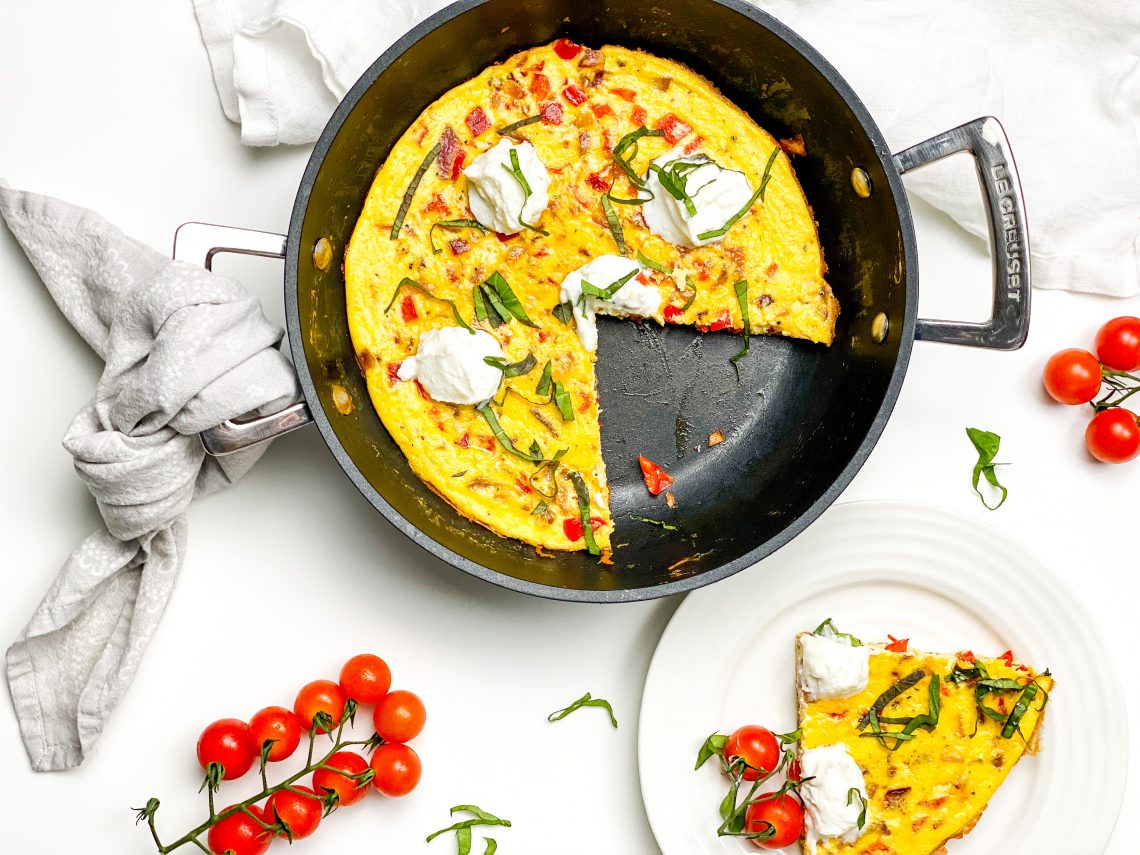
[344,39,837,557]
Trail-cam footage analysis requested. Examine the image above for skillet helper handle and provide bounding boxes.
[892,116,1030,350]
[172,222,314,456]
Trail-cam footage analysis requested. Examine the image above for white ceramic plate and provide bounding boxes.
[639,501,1127,855]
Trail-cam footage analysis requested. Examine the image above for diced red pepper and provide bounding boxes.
[940,684,951,697]
[495,231,519,242]
[450,148,467,180]
[553,38,583,60]
[563,515,603,541]
[515,474,534,494]
[533,60,545,72]
[586,172,609,192]
[563,84,588,106]
[636,272,650,285]
[386,362,402,385]
[638,455,674,496]
[683,134,705,155]
[960,650,976,663]
[448,238,470,255]
[631,105,647,126]
[765,262,779,277]
[465,106,491,137]
[457,432,470,448]
[590,103,614,119]
[413,123,429,145]
[424,193,449,215]
[540,102,564,125]
[707,310,731,332]
[480,435,497,452]
[400,294,418,322]
[998,649,1015,668]
[538,330,550,342]
[415,380,430,400]
[578,392,594,413]
[663,304,684,322]
[529,72,551,99]
[885,635,909,653]
[610,87,637,102]
[655,113,692,145]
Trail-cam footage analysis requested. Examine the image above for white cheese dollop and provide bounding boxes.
[800,744,870,849]
[397,326,503,405]
[463,138,551,234]
[799,628,870,701]
[642,148,754,248]
[559,254,661,352]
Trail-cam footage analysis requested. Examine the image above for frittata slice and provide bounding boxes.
[795,626,1052,855]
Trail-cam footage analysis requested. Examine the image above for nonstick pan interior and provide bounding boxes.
[285,0,917,600]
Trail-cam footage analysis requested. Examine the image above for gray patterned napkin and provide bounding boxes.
[1,184,299,771]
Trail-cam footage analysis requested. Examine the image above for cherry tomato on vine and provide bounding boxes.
[1086,408,1140,463]
[370,743,422,797]
[248,706,302,762]
[294,680,346,734]
[265,785,322,840]
[744,793,805,849]
[1095,316,1140,371]
[339,654,392,705]
[373,690,426,743]
[1042,348,1101,405]
[313,751,371,807]
[197,719,255,780]
[207,804,271,855]
[723,725,780,782]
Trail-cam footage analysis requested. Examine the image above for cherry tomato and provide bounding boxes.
[339,654,392,705]
[1042,348,1101,405]
[312,751,370,807]
[1086,407,1140,463]
[207,804,271,855]
[294,680,346,734]
[723,725,780,782]
[1095,316,1140,371]
[373,690,426,743]
[370,743,422,797]
[197,719,255,780]
[638,455,674,495]
[744,793,805,849]
[553,38,583,60]
[265,786,322,840]
[248,707,302,763]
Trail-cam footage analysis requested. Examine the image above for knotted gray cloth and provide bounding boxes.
[0,184,299,771]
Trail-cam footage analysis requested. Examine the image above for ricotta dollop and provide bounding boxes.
[800,744,870,848]
[559,254,661,352]
[463,138,551,234]
[799,628,870,701]
[642,148,754,248]
[397,326,504,405]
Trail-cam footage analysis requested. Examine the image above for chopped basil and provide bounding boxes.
[500,147,549,236]
[813,618,862,646]
[860,671,941,751]
[528,448,567,497]
[473,284,505,328]
[1002,680,1046,739]
[635,249,673,274]
[496,113,542,135]
[631,515,678,531]
[547,691,618,728]
[966,427,1009,510]
[552,301,574,324]
[681,275,698,311]
[390,139,441,239]
[695,146,779,241]
[568,471,600,555]
[484,353,537,378]
[384,278,473,333]
[847,789,867,829]
[425,805,512,850]
[530,499,549,515]
[612,126,664,188]
[477,403,543,462]
[601,192,625,254]
[481,271,538,327]
[535,360,573,422]
[578,269,638,303]
[857,669,924,729]
[649,155,714,217]
[429,219,487,255]
[729,279,750,366]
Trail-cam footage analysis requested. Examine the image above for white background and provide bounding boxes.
[0,2,1135,853]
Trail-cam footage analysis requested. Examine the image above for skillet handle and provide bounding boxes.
[892,117,1030,350]
[173,222,314,456]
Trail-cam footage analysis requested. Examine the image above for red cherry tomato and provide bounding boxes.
[248,706,302,763]
[1095,316,1140,371]
[1086,407,1140,463]
[197,719,255,780]
[744,793,805,849]
[373,690,426,743]
[339,654,392,705]
[562,516,603,541]
[207,804,271,855]
[553,38,583,60]
[312,751,370,807]
[1042,348,1101,404]
[294,680,346,734]
[265,786,322,840]
[370,743,422,797]
[723,725,780,782]
[638,455,674,495]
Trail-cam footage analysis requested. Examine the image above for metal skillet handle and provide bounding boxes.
[892,117,1030,349]
[172,222,314,455]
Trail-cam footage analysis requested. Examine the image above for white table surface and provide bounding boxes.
[1,3,1135,853]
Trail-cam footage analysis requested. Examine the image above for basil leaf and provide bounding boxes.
[729,279,750,365]
[579,270,638,302]
[612,126,664,188]
[484,271,538,327]
[630,515,678,531]
[568,471,601,555]
[426,805,512,847]
[695,146,779,241]
[384,278,474,333]
[858,669,924,730]
[695,732,729,769]
[497,113,542,135]
[483,840,497,855]
[391,139,441,239]
[430,219,487,255]
[813,618,862,646]
[635,249,673,274]
[477,403,544,462]
[500,148,549,236]
[1002,680,1045,739]
[536,360,553,397]
[681,275,698,311]
[457,826,472,855]
[847,789,867,829]
[484,353,537,378]
[552,301,574,324]
[547,691,618,728]
[601,192,625,254]
[966,427,1009,510]
[552,380,574,422]
[530,499,549,516]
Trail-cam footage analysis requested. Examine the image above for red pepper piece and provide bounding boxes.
[655,113,692,145]
[563,84,588,106]
[663,304,684,322]
[960,650,976,663]
[590,103,614,119]
[480,435,497,452]
[415,380,430,400]
[515,474,534,494]
[400,294,418,322]
[529,72,551,99]
[457,432,470,448]
[885,635,909,653]
[563,516,603,541]
[540,102,563,125]
[683,135,705,155]
[631,105,647,126]
[386,362,402,385]
[586,172,609,192]
[707,310,731,332]
[450,148,466,180]
[638,455,674,496]
[610,87,637,102]
[553,38,583,60]
[998,649,1015,668]
[495,231,519,242]
[465,106,491,137]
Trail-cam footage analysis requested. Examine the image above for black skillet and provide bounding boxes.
[174,0,1029,602]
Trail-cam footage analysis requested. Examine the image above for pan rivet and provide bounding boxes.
[851,167,873,198]
[312,237,333,271]
[872,312,889,343]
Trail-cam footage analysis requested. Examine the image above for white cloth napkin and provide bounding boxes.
[193,0,1140,297]
[1,184,299,771]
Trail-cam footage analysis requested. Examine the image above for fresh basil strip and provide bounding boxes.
[484,353,537,378]
[552,301,574,324]
[384,278,474,333]
[847,789,868,830]
[484,271,538,327]
[530,499,549,516]
[813,618,862,646]
[500,148,550,236]
[635,249,673,274]
[547,691,618,728]
[483,839,497,855]
[579,269,639,303]
[391,139,441,239]
[729,279,750,365]
[858,669,924,729]
[528,448,567,497]
[1001,681,1044,739]
[497,113,542,135]
[696,147,779,240]
[568,471,601,555]
[430,219,487,255]
[966,427,1009,510]
[631,515,678,531]
[612,126,664,188]
[695,732,729,770]
[552,380,574,421]
[536,360,553,397]
[601,192,625,254]
[681,275,699,311]
[477,403,544,462]
[947,662,989,683]
[425,805,512,845]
